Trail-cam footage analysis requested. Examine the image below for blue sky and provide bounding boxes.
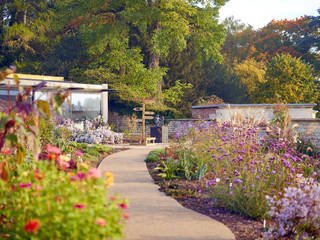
[219,0,320,29]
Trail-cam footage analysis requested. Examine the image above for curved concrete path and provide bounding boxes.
[98,146,235,240]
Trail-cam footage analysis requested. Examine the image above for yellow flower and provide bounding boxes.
[67,172,75,176]
[59,155,70,162]
[105,172,114,186]
[79,163,89,169]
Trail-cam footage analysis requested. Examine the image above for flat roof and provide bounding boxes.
[7,73,64,82]
[3,76,108,93]
[192,103,316,109]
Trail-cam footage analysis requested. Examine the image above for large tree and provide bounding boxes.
[256,53,317,103]
[53,0,226,106]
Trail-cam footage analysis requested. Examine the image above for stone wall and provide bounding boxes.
[191,107,217,119]
[291,119,320,148]
[167,118,320,149]
[191,104,316,121]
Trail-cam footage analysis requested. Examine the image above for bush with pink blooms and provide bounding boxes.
[0,68,127,239]
[0,158,128,239]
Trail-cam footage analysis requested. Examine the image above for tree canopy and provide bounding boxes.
[0,2,319,117]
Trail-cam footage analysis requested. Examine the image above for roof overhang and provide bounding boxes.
[3,74,108,93]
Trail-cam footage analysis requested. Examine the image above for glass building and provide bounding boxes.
[2,74,109,122]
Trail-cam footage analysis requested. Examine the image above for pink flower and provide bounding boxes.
[88,168,102,179]
[20,183,32,188]
[73,203,86,209]
[118,203,128,210]
[56,158,70,170]
[35,185,43,191]
[75,151,83,157]
[77,171,86,180]
[46,145,61,155]
[94,217,106,226]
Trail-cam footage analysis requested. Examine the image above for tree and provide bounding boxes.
[233,58,266,102]
[53,0,226,106]
[0,0,55,72]
[221,17,256,66]
[256,53,317,103]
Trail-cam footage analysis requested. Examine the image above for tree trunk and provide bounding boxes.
[149,51,163,105]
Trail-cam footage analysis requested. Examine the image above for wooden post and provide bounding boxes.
[141,103,145,144]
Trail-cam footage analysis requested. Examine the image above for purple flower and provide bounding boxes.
[238,156,244,161]
[233,178,243,184]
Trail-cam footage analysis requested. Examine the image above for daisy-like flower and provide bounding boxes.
[20,182,32,188]
[73,203,86,209]
[75,151,83,157]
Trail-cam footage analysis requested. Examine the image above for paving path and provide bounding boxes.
[98,146,235,240]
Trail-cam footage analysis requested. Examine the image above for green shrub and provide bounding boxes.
[0,160,127,240]
[39,118,55,149]
[145,149,164,163]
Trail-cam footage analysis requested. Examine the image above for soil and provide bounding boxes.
[146,161,266,240]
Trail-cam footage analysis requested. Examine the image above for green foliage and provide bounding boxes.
[0,160,126,239]
[39,118,55,148]
[163,80,192,107]
[145,149,165,163]
[69,142,112,163]
[233,58,266,102]
[154,147,207,181]
[257,53,318,103]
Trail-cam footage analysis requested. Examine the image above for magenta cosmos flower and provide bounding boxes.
[75,151,83,157]
[20,183,32,188]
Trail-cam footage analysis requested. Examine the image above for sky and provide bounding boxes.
[219,0,320,29]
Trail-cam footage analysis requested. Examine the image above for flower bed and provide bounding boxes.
[151,118,320,239]
[0,69,127,239]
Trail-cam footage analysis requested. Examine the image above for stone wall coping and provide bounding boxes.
[166,119,215,121]
[291,118,320,122]
[192,103,316,109]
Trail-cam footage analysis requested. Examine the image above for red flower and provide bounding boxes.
[24,219,40,233]
[123,213,130,220]
[1,149,11,155]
